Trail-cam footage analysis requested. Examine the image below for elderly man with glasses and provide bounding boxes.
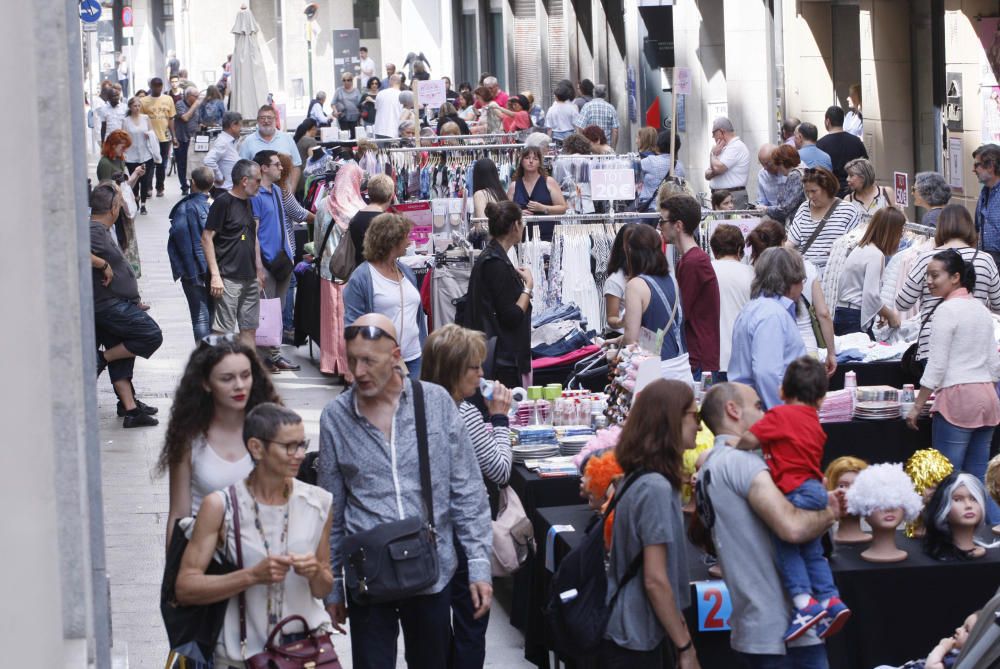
[239,104,302,192]
[318,313,493,669]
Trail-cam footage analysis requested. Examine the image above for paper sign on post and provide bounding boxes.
[674,67,692,96]
[894,172,909,208]
[591,169,636,201]
[695,580,733,632]
[417,80,447,108]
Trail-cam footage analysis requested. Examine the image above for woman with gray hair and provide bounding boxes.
[844,158,892,221]
[914,171,952,227]
[728,247,809,409]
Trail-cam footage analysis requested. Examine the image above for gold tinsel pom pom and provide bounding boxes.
[904,448,954,494]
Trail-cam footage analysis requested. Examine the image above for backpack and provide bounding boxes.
[328,228,357,282]
[543,471,650,658]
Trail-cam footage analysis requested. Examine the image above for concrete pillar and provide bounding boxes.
[783,1,835,129]
[723,0,774,201]
[0,0,108,667]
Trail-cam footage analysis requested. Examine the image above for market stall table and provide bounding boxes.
[828,360,908,391]
[534,505,1000,669]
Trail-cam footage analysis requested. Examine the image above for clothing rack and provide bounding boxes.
[383,143,527,153]
[469,212,660,224]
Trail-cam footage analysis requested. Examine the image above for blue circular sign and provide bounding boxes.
[80,0,102,24]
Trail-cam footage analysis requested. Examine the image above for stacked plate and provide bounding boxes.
[513,443,560,464]
[854,400,902,420]
[558,435,591,457]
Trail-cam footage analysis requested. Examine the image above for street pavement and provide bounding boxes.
[98,168,532,667]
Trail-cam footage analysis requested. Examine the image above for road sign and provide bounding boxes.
[122,6,133,27]
[79,0,102,24]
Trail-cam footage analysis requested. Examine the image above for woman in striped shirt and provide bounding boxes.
[421,323,513,667]
[895,204,1000,363]
[787,167,862,275]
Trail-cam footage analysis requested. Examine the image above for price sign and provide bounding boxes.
[392,201,433,249]
[674,67,692,96]
[894,172,909,207]
[417,80,447,108]
[695,580,733,632]
[591,168,636,201]
[704,217,762,259]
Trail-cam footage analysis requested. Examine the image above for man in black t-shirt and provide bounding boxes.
[816,105,868,197]
[90,183,163,428]
[202,158,265,347]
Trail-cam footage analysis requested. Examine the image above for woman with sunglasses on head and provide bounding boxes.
[603,379,702,668]
[176,403,335,668]
[332,72,362,138]
[786,166,862,275]
[159,335,281,550]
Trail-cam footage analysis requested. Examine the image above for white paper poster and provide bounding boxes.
[948,137,964,192]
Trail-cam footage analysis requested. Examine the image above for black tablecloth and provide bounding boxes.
[828,360,908,391]
[534,505,1000,669]
[821,417,931,467]
[509,464,582,514]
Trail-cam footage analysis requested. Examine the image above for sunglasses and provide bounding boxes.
[344,325,398,345]
[199,333,239,348]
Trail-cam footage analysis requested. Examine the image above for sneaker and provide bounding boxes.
[783,598,827,642]
[263,357,281,374]
[816,598,851,639]
[123,410,159,428]
[139,205,148,215]
[117,399,159,417]
[96,349,108,378]
[271,355,301,371]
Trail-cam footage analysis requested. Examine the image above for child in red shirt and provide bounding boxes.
[737,356,851,641]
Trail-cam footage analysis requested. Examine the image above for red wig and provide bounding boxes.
[102,129,132,159]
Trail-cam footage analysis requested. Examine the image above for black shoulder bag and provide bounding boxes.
[341,381,439,604]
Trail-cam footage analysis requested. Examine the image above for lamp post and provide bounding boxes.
[304,3,318,99]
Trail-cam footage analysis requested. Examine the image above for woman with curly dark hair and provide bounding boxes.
[159,334,281,548]
[605,378,701,667]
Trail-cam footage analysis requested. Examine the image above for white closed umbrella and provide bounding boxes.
[229,4,269,117]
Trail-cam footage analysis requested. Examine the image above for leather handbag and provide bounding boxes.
[328,228,357,282]
[265,248,294,283]
[341,382,439,604]
[230,487,342,669]
[245,615,341,669]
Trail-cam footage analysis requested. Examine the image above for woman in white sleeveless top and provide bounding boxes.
[176,404,334,666]
[159,335,281,548]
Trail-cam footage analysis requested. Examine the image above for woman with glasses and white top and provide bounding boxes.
[159,335,281,549]
[176,403,334,668]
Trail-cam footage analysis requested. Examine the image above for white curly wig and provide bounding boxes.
[846,462,924,521]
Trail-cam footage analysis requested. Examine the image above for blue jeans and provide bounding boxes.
[282,272,297,333]
[740,644,828,669]
[405,357,422,379]
[180,277,214,342]
[346,587,451,669]
[932,413,1000,524]
[94,299,163,383]
[449,540,489,669]
[775,479,838,600]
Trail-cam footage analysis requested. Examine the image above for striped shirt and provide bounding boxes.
[459,401,513,485]
[787,199,862,273]
[894,246,1000,360]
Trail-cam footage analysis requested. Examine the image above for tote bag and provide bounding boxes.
[255,290,283,347]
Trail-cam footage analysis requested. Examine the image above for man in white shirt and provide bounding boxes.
[359,47,376,83]
[203,111,243,196]
[755,143,786,208]
[704,116,751,209]
[97,85,129,141]
[373,74,403,139]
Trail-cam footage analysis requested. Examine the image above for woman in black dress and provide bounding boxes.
[506,146,567,241]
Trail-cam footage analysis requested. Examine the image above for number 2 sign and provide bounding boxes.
[695,580,732,632]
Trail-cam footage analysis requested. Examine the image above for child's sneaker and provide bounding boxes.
[784,598,827,642]
[816,598,851,639]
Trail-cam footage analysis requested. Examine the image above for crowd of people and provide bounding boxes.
[86,55,1000,669]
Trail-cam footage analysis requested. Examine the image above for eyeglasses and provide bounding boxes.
[974,162,986,169]
[199,333,239,348]
[344,324,398,345]
[268,438,310,456]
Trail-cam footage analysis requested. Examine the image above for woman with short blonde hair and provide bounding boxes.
[344,213,427,377]
[348,173,395,267]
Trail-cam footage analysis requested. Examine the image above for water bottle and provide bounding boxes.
[900,383,915,419]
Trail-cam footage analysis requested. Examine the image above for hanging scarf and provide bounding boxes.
[324,162,365,231]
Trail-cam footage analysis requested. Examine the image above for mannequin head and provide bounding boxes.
[868,507,905,531]
[987,454,1000,507]
[846,463,924,522]
[923,472,990,560]
[824,456,868,492]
